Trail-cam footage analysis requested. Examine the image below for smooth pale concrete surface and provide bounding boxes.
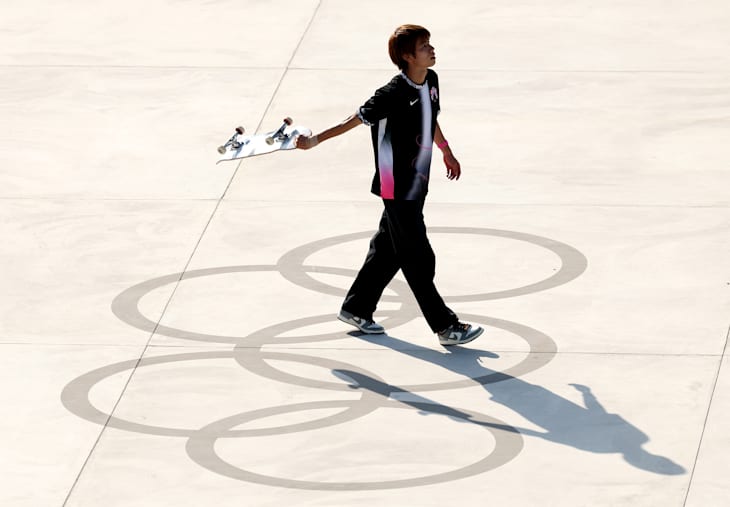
[1,0,321,67]
[2,1,730,506]
[0,67,283,199]
[292,1,730,71]
[0,199,215,345]
[0,345,144,507]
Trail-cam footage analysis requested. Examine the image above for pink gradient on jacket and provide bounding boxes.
[380,165,395,199]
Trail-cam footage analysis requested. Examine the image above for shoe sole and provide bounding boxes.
[337,314,385,334]
[439,327,484,346]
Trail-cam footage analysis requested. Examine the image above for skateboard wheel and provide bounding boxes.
[235,126,245,135]
[265,137,275,145]
[283,117,292,125]
[217,146,227,154]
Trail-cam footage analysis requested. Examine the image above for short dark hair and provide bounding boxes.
[388,24,431,71]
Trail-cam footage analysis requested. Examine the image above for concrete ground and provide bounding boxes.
[2,1,729,505]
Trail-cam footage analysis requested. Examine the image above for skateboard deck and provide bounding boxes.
[216,117,311,164]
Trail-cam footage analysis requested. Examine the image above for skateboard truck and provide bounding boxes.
[265,117,293,145]
[217,126,247,154]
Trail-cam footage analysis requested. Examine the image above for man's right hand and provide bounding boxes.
[296,134,319,150]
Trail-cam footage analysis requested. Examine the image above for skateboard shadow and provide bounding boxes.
[340,331,686,476]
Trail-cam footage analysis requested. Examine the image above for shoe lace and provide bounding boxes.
[440,322,469,335]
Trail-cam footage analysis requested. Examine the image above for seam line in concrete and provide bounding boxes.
[59,5,326,503]
[683,323,730,506]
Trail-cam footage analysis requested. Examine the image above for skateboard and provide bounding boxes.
[216,117,311,164]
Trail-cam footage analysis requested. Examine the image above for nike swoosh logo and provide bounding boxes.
[410,99,419,106]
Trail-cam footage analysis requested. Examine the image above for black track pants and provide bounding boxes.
[341,199,458,333]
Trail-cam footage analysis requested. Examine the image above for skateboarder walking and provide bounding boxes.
[296,24,483,346]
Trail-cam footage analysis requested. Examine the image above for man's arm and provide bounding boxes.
[296,113,363,150]
[435,120,461,180]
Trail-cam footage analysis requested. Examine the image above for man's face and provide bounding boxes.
[407,37,436,69]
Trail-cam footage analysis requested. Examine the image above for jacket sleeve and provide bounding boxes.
[357,78,397,126]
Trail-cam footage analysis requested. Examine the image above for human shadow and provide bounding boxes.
[344,331,685,476]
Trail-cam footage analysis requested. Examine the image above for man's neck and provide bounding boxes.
[404,67,428,85]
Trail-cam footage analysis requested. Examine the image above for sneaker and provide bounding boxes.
[337,310,385,334]
[438,322,484,346]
